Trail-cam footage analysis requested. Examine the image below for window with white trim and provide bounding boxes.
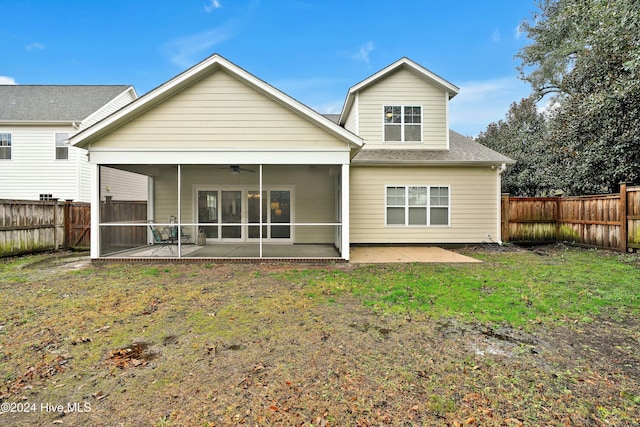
[383,105,422,142]
[55,133,69,160]
[386,185,449,226]
[0,133,11,160]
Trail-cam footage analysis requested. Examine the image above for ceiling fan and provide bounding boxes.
[221,165,255,175]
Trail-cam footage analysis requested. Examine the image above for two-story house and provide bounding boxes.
[0,85,147,202]
[69,54,513,260]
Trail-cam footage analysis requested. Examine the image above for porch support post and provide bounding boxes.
[341,163,350,261]
[177,164,182,257]
[259,164,263,258]
[90,164,100,259]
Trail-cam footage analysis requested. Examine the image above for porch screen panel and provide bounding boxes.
[221,190,242,238]
[270,190,290,238]
[248,191,267,239]
[197,190,218,238]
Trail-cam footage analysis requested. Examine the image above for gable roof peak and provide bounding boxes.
[70,53,363,149]
[338,57,459,125]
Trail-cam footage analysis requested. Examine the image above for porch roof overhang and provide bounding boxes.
[88,147,353,165]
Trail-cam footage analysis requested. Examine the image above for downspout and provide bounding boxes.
[496,163,507,245]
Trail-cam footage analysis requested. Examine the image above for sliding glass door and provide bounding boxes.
[195,187,292,242]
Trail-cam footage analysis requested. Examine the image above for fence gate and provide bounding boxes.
[65,201,91,250]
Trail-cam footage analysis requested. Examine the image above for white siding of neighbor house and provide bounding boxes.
[152,165,338,243]
[79,88,137,130]
[356,68,448,150]
[99,167,149,201]
[0,89,139,203]
[91,70,348,150]
[0,125,87,201]
[350,166,500,243]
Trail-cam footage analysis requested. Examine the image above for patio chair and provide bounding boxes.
[149,224,177,255]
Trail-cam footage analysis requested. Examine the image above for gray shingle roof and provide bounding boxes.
[0,85,132,122]
[352,130,515,165]
[323,114,340,124]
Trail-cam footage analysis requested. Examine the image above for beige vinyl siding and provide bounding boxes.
[152,165,337,243]
[357,68,448,150]
[93,70,347,150]
[350,166,499,243]
[0,126,86,201]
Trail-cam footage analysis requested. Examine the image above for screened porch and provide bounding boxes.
[96,164,348,260]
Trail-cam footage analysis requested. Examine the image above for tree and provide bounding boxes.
[515,0,640,194]
[476,96,551,196]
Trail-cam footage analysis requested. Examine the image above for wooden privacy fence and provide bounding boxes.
[1,198,148,257]
[0,199,67,257]
[100,197,148,250]
[502,184,640,252]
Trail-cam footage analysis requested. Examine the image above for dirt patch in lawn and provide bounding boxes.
[0,248,639,426]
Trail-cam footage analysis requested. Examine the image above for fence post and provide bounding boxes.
[52,198,59,251]
[555,196,561,243]
[620,182,628,252]
[501,193,510,242]
[64,200,72,249]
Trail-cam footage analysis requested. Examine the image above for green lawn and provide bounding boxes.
[0,245,638,426]
[285,245,640,327]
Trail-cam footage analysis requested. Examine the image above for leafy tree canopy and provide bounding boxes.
[482,0,640,195]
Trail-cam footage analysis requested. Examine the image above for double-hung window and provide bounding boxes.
[383,105,422,142]
[386,185,450,226]
[0,133,11,160]
[55,133,69,160]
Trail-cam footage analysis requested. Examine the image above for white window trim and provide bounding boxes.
[384,185,451,227]
[0,133,11,160]
[55,133,70,160]
[382,105,423,143]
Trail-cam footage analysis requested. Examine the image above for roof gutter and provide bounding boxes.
[0,120,78,126]
[496,162,507,245]
[351,160,515,167]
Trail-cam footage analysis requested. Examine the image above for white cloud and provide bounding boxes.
[204,0,221,12]
[353,41,374,64]
[161,24,234,68]
[492,29,501,43]
[0,76,17,84]
[25,42,45,51]
[448,76,532,137]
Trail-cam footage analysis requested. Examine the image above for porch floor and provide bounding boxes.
[105,243,341,259]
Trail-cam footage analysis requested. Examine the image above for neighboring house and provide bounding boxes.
[69,54,514,260]
[0,85,148,202]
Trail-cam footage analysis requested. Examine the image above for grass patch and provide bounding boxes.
[281,245,640,327]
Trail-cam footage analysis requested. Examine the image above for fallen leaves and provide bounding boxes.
[104,342,154,369]
[0,354,71,399]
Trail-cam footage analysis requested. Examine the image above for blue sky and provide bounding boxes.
[1,1,538,136]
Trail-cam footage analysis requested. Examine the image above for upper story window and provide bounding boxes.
[55,133,69,160]
[383,105,422,142]
[0,133,11,159]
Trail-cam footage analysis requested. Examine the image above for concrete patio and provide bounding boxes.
[349,246,482,263]
[105,243,480,263]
